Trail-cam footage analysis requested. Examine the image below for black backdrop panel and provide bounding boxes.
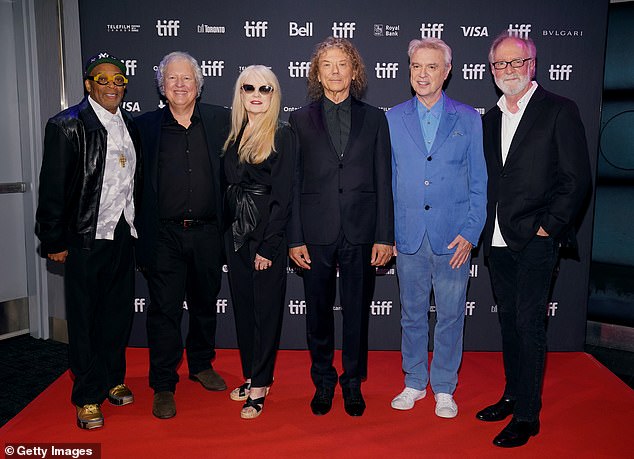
[79,0,607,351]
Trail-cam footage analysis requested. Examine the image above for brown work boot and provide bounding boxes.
[189,368,227,391]
[76,404,104,430]
[152,391,176,419]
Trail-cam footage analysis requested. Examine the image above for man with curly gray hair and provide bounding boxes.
[135,51,231,419]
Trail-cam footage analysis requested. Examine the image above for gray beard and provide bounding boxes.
[495,73,531,96]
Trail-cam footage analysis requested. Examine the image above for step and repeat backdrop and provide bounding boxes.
[79,0,607,351]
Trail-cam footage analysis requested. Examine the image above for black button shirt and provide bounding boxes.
[323,96,351,157]
[158,105,216,221]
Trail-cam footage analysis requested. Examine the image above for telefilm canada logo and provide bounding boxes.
[107,24,140,33]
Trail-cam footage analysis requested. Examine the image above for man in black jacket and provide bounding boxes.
[36,52,141,429]
[135,52,230,419]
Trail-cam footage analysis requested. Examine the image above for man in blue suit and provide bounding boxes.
[386,38,487,419]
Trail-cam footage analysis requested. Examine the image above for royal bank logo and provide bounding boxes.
[332,21,356,38]
[289,21,313,37]
[462,63,486,80]
[375,63,398,79]
[289,300,306,315]
[507,23,531,39]
[123,59,137,76]
[121,101,141,112]
[370,301,393,316]
[374,24,400,37]
[197,24,226,34]
[107,24,140,33]
[289,61,311,78]
[201,60,225,77]
[156,19,180,37]
[547,301,558,317]
[244,20,268,37]
[134,298,146,313]
[420,23,444,39]
[549,64,573,81]
[461,26,488,37]
[542,29,584,38]
[465,301,476,316]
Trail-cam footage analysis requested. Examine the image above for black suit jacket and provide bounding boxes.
[482,85,591,255]
[288,97,393,246]
[134,102,230,268]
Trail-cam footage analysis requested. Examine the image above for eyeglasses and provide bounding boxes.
[86,73,128,87]
[241,84,274,94]
[491,58,532,70]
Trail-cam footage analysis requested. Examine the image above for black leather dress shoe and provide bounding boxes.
[310,387,335,415]
[476,397,515,422]
[493,418,540,448]
[342,386,366,417]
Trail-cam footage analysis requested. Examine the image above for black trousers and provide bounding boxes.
[488,235,559,422]
[224,232,286,387]
[65,216,134,406]
[303,232,375,389]
[146,222,223,393]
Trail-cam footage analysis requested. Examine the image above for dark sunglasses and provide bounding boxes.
[241,84,274,94]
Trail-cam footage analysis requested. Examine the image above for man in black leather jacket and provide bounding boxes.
[35,52,141,430]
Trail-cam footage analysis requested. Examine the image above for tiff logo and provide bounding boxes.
[156,19,180,37]
[470,264,479,278]
[461,26,488,37]
[123,59,137,76]
[217,299,228,314]
[420,23,444,39]
[289,300,306,315]
[201,60,225,77]
[465,301,476,316]
[244,20,268,37]
[289,61,310,78]
[370,301,393,316]
[547,302,558,317]
[134,298,145,313]
[507,23,531,39]
[375,63,398,79]
[549,64,573,81]
[332,22,356,38]
[289,21,313,37]
[462,63,486,80]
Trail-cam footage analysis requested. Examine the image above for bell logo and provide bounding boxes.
[375,63,398,79]
[420,23,444,39]
[549,64,573,81]
[507,23,531,39]
[289,21,313,37]
[462,63,486,80]
[156,19,180,37]
[201,60,224,77]
[244,20,268,38]
[332,22,355,38]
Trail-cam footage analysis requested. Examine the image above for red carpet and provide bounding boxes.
[2,349,632,458]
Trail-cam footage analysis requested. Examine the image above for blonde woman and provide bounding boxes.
[223,65,294,419]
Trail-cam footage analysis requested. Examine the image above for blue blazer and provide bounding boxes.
[387,94,487,255]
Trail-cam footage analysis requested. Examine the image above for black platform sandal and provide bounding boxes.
[240,396,265,419]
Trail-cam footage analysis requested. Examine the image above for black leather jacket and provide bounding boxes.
[35,97,141,255]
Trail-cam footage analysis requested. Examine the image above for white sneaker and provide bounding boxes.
[391,387,426,410]
[434,393,458,418]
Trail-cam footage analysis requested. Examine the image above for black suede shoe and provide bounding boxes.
[310,387,334,415]
[342,386,366,417]
[476,397,515,422]
[493,418,540,448]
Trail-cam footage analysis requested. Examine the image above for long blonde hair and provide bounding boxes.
[224,65,281,164]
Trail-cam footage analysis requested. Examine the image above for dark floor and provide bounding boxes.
[0,335,632,428]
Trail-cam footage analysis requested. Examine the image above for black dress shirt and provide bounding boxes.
[323,96,351,157]
[158,105,216,221]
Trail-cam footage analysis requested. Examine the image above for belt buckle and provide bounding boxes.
[182,219,194,229]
